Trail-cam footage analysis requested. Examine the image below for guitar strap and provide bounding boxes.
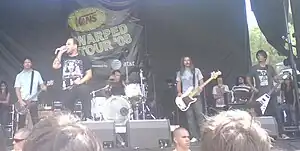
[29,70,34,95]
[179,68,196,93]
[192,68,196,87]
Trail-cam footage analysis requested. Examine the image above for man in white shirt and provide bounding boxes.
[173,127,191,151]
[14,57,46,128]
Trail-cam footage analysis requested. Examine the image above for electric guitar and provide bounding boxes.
[256,72,290,115]
[15,80,54,115]
[175,71,222,111]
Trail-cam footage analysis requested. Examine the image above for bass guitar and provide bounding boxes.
[15,80,54,115]
[175,71,221,111]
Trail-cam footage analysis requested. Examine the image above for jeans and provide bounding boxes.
[185,96,205,139]
[277,103,296,134]
[60,84,91,119]
[18,101,39,129]
[0,104,9,126]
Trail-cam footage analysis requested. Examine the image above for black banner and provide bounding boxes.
[68,5,142,86]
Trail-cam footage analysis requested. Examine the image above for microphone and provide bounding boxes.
[89,85,110,95]
[55,46,68,54]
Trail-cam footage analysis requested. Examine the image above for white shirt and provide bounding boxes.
[14,70,43,101]
[212,84,230,107]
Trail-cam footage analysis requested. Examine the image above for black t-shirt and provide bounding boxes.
[247,64,276,94]
[110,82,125,96]
[61,54,92,89]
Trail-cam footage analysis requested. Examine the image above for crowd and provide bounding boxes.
[0,109,271,151]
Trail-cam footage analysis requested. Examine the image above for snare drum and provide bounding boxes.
[125,83,142,98]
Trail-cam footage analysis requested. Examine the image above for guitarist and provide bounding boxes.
[176,56,204,142]
[246,50,278,116]
[14,57,47,128]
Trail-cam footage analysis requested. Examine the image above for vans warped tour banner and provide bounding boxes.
[68,0,142,88]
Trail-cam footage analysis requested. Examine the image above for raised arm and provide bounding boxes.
[52,46,67,69]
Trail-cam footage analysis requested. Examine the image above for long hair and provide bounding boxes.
[180,56,195,75]
[0,81,8,96]
[281,76,293,90]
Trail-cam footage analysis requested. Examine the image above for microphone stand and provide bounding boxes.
[121,50,130,84]
[283,0,300,124]
[139,68,156,120]
[140,69,146,120]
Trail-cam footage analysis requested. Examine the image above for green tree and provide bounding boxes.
[249,27,286,66]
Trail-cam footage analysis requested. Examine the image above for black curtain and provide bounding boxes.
[251,0,289,56]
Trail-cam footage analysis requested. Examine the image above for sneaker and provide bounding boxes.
[190,137,198,142]
[86,118,93,121]
[281,134,290,139]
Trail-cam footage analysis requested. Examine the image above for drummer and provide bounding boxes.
[108,70,126,96]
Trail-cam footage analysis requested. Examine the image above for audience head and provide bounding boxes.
[173,127,190,150]
[201,110,271,151]
[235,76,245,86]
[13,128,31,151]
[23,112,102,151]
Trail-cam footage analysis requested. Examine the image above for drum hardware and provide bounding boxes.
[139,68,156,120]
[90,85,110,98]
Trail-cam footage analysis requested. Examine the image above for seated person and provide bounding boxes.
[107,70,126,96]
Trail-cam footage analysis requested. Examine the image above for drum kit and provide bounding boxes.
[90,69,155,125]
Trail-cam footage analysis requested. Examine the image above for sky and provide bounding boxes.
[245,0,258,29]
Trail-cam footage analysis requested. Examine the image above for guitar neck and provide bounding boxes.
[268,83,280,95]
[189,77,214,97]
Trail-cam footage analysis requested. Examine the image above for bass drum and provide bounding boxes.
[91,97,107,121]
[102,96,132,125]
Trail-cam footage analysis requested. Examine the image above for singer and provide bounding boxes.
[52,38,93,120]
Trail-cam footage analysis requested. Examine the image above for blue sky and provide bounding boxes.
[245,0,258,29]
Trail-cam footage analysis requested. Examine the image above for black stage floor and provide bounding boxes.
[101,139,300,151]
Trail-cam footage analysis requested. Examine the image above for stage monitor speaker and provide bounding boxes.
[255,116,279,138]
[80,121,115,148]
[126,119,171,149]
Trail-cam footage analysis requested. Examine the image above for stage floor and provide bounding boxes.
[101,139,300,151]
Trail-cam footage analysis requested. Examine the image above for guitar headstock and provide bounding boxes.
[46,80,54,86]
[281,72,291,80]
[210,71,222,79]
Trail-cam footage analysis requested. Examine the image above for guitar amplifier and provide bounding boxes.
[80,121,115,148]
[126,119,171,149]
[255,116,279,138]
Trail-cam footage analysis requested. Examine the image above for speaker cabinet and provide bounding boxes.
[126,119,171,149]
[255,116,279,138]
[80,121,115,148]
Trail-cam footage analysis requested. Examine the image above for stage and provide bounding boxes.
[100,139,300,151]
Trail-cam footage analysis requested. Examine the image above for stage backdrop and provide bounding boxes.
[0,0,251,114]
[68,0,143,85]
